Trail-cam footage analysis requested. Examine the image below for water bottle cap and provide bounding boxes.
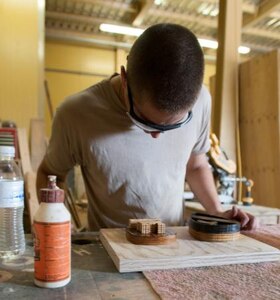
[40,175,65,203]
[0,146,15,157]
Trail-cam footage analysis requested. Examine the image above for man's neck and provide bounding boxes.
[110,75,126,107]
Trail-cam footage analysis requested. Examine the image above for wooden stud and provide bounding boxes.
[213,0,242,162]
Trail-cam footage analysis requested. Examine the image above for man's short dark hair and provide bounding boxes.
[127,23,204,113]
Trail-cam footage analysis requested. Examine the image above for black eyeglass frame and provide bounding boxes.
[127,84,193,132]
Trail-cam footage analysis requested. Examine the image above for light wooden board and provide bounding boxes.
[17,127,32,175]
[24,171,39,226]
[100,227,280,273]
[213,0,242,162]
[239,50,280,209]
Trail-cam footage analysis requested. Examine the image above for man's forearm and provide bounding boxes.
[187,161,223,215]
[186,154,258,229]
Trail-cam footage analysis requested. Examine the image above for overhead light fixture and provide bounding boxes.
[198,38,251,54]
[238,46,251,54]
[198,38,218,49]
[99,24,143,37]
[99,24,250,54]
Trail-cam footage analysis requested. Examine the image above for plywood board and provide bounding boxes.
[17,127,32,175]
[239,50,280,209]
[24,171,39,226]
[100,227,280,273]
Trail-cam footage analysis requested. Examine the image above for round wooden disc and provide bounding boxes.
[188,213,240,242]
[126,228,177,245]
[189,227,240,242]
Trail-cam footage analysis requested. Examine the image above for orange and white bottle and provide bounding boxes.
[33,175,71,288]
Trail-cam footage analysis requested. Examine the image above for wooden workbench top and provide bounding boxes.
[1,225,279,299]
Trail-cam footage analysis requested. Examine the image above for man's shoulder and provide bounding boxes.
[193,85,211,113]
[198,85,211,102]
[57,79,109,115]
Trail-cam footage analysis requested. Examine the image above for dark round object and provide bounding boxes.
[189,213,240,234]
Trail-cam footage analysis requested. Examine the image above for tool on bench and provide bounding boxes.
[208,133,254,205]
[242,179,254,206]
[188,212,241,242]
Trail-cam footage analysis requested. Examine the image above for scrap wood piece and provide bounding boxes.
[126,218,176,245]
[24,171,39,227]
[17,127,32,175]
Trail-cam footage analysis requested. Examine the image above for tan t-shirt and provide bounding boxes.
[45,77,211,230]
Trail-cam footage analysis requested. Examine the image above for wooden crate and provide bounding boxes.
[239,50,280,209]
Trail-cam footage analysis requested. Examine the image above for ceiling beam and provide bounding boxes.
[202,0,257,14]
[243,27,280,40]
[149,8,217,28]
[270,11,280,18]
[46,28,132,49]
[132,0,154,27]
[242,0,280,28]
[46,11,126,26]
[242,41,275,52]
[59,0,136,13]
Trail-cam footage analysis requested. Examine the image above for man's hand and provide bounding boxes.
[217,205,259,230]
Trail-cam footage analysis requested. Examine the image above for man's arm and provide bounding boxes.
[186,153,223,214]
[36,157,67,201]
[186,153,258,230]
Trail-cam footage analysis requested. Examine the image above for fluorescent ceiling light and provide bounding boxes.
[238,46,251,54]
[99,24,143,37]
[198,38,218,49]
[198,38,250,54]
[99,24,250,54]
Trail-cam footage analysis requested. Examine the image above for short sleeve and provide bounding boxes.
[44,104,77,176]
[191,86,211,155]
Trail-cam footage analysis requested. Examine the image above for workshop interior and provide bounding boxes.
[0,0,280,297]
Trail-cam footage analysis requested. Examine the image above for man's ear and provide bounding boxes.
[120,65,127,90]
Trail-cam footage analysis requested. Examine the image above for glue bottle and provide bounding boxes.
[33,175,71,288]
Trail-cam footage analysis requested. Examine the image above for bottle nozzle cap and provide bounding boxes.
[47,175,58,189]
[40,175,64,203]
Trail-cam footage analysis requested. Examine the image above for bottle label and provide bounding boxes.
[0,180,24,208]
[34,221,71,282]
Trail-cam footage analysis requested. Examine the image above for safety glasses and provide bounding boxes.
[126,84,193,133]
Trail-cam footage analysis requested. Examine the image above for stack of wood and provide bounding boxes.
[128,218,166,235]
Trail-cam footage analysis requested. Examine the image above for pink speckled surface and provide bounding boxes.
[242,224,280,250]
[144,225,280,300]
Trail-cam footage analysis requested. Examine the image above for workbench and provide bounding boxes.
[0,233,158,300]
[0,226,279,300]
[185,201,280,224]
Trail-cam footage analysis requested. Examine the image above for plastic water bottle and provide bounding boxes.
[0,146,25,258]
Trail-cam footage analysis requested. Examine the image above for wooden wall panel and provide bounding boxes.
[0,0,45,132]
[239,50,280,208]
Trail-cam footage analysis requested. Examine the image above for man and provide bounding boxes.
[37,23,257,231]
